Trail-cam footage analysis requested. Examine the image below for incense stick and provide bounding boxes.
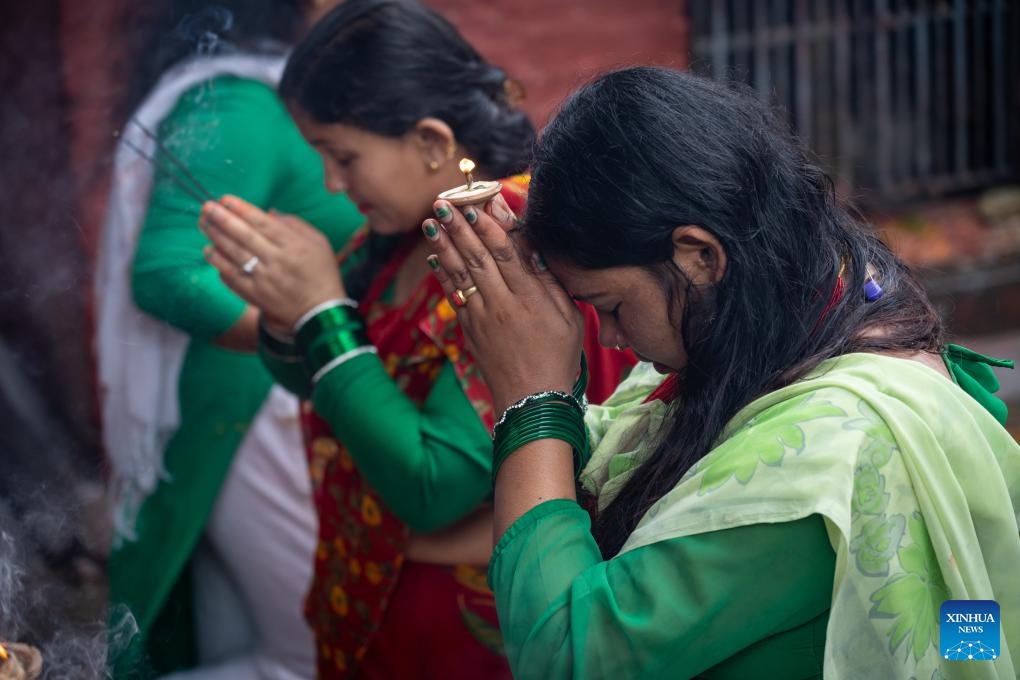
[130,119,217,202]
[119,136,210,206]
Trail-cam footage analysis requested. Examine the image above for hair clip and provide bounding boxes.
[863,263,884,302]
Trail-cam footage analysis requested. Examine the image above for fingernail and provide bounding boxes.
[426,254,440,271]
[532,251,548,271]
[422,219,440,240]
[463,206,478,225]
[434,203,453,224]
[488,195,513,224]
[203,245,214,259]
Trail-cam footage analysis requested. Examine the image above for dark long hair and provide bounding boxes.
[279,0,535,298]
[523,67,943,558]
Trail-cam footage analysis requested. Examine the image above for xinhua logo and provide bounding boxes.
[941,600,1000,660]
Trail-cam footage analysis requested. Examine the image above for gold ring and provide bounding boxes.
[453,285,479,307]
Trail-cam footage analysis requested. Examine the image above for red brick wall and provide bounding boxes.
[428,0,689,127]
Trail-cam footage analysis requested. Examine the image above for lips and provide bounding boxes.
[355,202,374,215]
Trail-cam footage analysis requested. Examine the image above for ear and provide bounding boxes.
[670,226,727,285]
[410,117,456,168]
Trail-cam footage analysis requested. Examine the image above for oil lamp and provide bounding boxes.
[437,157,502,206]
[0,642,43,680]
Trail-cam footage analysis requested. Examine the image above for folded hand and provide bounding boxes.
[422,195,583,414]
[201,195,345,331]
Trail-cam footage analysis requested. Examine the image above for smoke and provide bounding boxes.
[0,509,140,680]
[0,531,25,635]
[171,5,236,59]
[0,337,141,679]
[177,6,235,56]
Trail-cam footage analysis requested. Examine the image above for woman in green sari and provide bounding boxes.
[423,67,1020,679]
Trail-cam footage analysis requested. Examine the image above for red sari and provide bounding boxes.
[301,178,634,678]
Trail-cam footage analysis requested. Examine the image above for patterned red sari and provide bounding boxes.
[301,178,633,678]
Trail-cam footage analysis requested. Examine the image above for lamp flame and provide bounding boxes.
[458,158,476,189]
[0,643,7,661]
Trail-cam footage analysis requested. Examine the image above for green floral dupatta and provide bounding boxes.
[582,354,1020,679]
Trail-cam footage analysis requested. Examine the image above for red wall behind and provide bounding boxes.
[428,0,689,127]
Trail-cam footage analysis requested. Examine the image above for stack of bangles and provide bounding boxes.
[258,298,377,385]
[490,354,591,484]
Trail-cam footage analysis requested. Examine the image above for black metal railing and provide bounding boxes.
[689,0,1020,206]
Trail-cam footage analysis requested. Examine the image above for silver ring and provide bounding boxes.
[241,255,260,275]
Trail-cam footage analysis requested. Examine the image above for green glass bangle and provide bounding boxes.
[304,325,372,378]
[258,321,301,361]
[492,396,588,484]
[296,304,365,353]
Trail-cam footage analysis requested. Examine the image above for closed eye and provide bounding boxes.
[331,153,355,168]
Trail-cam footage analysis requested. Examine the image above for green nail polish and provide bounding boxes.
[426,255,440,270]
[434,204,452,220]
[533,251,548,271]
[423,221,439,239]
[464,207,477,224]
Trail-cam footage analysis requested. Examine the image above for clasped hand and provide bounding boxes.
[423,196,583,414]
[200,195,345,332]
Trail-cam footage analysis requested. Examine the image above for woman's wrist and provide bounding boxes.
[294,299,361,352]
[293,297,359,339]
[490,353,589,417]
[491,391,589,484]
[294,301,377,384]
[258,315,301,361]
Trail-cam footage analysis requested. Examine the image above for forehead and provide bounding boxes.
[289,110,385,150]
[546,259,643,299]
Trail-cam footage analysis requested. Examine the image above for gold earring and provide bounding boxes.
[428,160,440,171]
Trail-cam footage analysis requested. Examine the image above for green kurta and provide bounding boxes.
[490,354,1020,680]
[108,76,363,677]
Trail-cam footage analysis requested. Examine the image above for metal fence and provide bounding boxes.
[689,0,1020,206]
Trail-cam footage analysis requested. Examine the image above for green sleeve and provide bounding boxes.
[131,76,363,339]
[490,500,834,680]
[312,355,492,533]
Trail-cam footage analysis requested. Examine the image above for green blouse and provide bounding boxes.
[261,337,493,533]
[314,355,494,532]
[490,500,833,679]
[111,75,363,676]
[133,76,361,333]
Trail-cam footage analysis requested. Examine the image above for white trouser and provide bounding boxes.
[161,386,317,680]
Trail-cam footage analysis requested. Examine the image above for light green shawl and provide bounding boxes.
[582,354,1020,679]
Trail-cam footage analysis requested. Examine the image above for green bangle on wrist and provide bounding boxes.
[491,391,588,484]
[295,304,365,353]
[258,319,301,361]
[304,325,373,377]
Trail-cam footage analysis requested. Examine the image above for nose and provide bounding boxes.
[598,323,623,351]
[322,163,348,194]
[324,172,347,194]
